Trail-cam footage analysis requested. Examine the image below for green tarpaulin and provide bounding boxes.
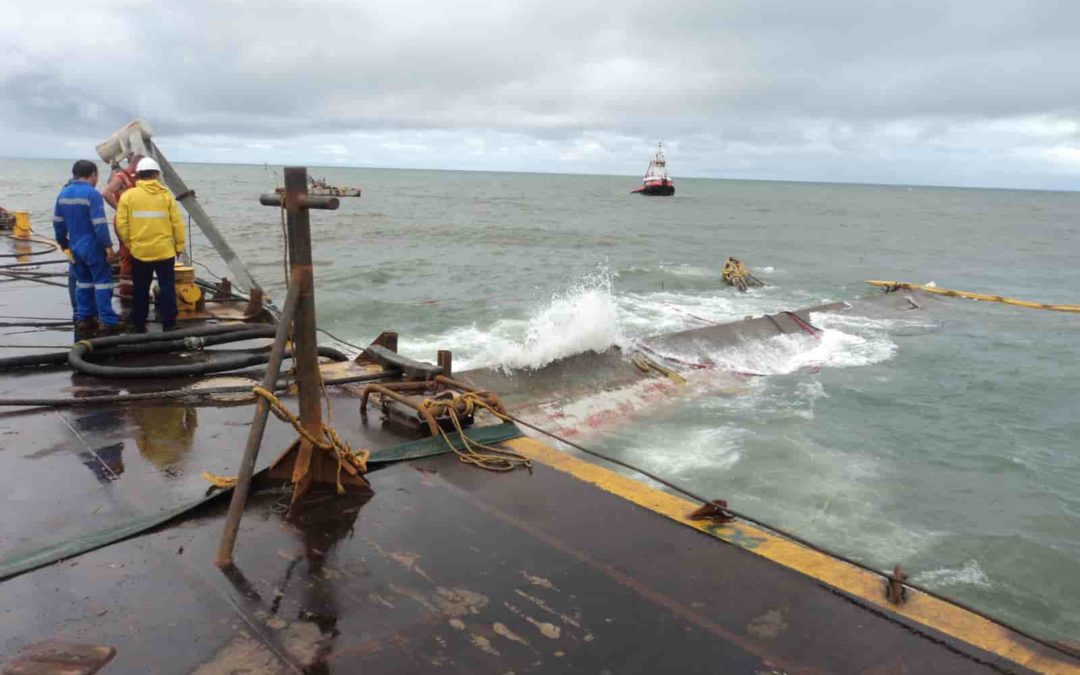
[0,422,523,582]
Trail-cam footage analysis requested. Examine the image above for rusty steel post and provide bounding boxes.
[437,350,452,378]
[269,168,342,501]
[283,167,324,440]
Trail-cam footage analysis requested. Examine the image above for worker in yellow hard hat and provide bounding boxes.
[115,157,185,332]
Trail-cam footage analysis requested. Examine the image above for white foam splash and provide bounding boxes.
[617,288,815,336]
[657,262,716,278]
[914,560,991,588]
[619,425,747,480]
[457,267,624,371]
[400,279,924,376]
[697,328,897,376]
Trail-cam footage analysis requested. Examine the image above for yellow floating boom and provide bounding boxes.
[866,280,1080,313]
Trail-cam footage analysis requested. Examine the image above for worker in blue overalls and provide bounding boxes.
[53,160,122,340]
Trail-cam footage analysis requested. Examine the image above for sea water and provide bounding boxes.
[2,158,1078,640]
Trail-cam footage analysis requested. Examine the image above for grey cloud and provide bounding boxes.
[2,0,1079,188]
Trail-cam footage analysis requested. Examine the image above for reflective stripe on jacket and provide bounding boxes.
[116,179,185,262]
[53,180,111,257]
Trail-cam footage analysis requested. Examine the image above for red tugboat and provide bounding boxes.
[631,142,675,196]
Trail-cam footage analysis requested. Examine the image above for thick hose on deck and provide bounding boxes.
[0,233,61,258]
[0,370,397,409]
[867,280,1080,313]
[0,324,350,377]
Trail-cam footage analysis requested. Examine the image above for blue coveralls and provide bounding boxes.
[53,181,120,326]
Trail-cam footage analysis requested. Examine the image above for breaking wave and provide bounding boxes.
[699,329,896,375]
[484,271,623,371]
[401,267,624,371]
[399,274,933,376]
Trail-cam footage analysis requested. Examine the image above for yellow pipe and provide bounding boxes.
[867,280,1080,313]
[505,435,1080,674]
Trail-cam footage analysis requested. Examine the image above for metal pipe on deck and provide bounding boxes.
[216,277,301,568]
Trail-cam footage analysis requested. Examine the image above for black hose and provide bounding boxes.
[70,342,349,379]
[0,321,72,328]
[0,325,271,371]
[0,259,69,270]
[0,324,350,377]
[0,233,61,258]
[0,370,396,409]
[0,270,70,288]
[0,351,71,369]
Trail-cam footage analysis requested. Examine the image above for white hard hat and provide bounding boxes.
[136,157,161,173]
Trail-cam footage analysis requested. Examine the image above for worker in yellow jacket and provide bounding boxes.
[116,158,186,332]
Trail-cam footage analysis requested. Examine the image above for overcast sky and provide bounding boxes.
[2,0,1079,189]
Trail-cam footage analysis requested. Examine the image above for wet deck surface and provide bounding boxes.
[1,450,1035,674]
[1,258,1070,673]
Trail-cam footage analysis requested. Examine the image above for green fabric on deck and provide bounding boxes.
[368,422,523,465]
[0,422,524,582]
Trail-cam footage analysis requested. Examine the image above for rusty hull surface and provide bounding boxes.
[455,292,930,437]
[0,447,1045,675]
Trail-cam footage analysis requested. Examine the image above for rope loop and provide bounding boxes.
[419,391,531,473]
[252,385,370,493]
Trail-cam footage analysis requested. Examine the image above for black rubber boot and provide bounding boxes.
[74,319,99,341]
[96,322,127,337]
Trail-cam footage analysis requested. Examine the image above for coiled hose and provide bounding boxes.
[0,324,349,378]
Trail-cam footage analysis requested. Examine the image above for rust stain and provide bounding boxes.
[192,635,279,675]
[493,622,530,646]
[748,609,788,640]
[513,589,581,628]
[470,634,501,657]
[524,615,561,640]
[520,571,558,590]
[502,601,559,638]
[281,621,327,667]
[368,592,395,609]
[388,583,438,613]
[433,587,489,617]
[365,539,436,583]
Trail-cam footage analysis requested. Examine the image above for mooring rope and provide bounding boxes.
[867,280,1080,313]
[419,392,532,472]
[251,385,370,493]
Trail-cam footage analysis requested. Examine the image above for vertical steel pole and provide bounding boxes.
[284,167,323,437]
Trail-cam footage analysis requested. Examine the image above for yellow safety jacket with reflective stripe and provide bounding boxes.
[116,179,186,262]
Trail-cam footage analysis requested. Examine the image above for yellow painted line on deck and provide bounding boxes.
[505,435,1080,674]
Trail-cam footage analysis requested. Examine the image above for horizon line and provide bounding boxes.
[0,154,1076,195]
